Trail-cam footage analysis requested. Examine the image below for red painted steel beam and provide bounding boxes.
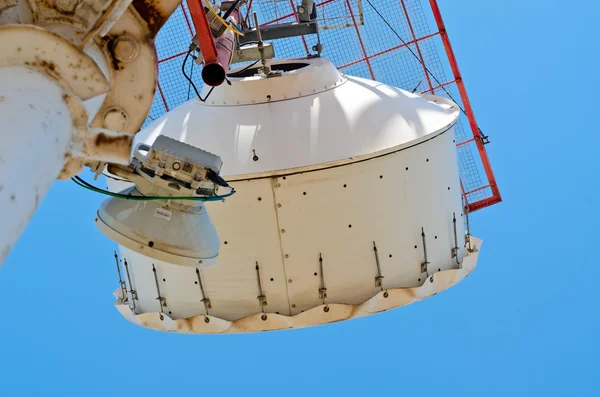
[429,0,501,211]
[187,0,218,64]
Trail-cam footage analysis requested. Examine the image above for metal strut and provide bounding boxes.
[452,213,463,267]
[114,251,127,303]
[195,268,212,318]
[152,264,167,320]
[255,262,268,320]
[123,258,137,311]
[373,242,384,290]
[421,227,430,276]
[318,253,329,312]
[464,205,473,252]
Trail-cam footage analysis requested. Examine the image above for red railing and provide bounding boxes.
[150,0,501,212]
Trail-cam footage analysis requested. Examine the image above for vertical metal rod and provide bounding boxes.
[464,205,472,252]
[255,262,267,312]
[421,227,429,276]
[318,254,328,309]
[123,258,137,311]
[114,251,127,302]
[452,213,463,267]
[373,242,384,290]
[253,12,270,75]
[195,268,211,315]
[152,264,166,320]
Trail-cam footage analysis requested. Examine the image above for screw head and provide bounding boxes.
[102,106,128,131]
[113,36,139,63]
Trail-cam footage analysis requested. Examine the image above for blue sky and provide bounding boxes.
[1,0,598,395]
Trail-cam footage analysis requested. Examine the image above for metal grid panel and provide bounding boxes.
[148,0,500,211]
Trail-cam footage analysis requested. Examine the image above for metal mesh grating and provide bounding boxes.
[148,0,500,211]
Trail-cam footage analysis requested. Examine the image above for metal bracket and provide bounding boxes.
[239,21,319,46]
[231,43,275,65]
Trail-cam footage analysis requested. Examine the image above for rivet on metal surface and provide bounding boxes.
[123,258,137,311]
[195,268,212,314]
[318,253,328,304]
[452,213,463,267]
[373,241,384,290]
[421,227,430,276]
[255,262,268,310]
[152,264,167,319]
[114,251,127,304]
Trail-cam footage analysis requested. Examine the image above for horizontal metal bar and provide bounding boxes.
[239,21,318,45]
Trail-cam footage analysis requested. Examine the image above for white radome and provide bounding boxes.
[105,57,481,334]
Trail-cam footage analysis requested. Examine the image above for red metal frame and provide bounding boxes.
[429,0,501,211]
[186,0,218,64]
[153,0,501,212]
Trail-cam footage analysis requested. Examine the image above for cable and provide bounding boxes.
[229,59,259,76]
[187,50,194,100]
[222,0,242,20]
[364,0,489,143]
[202,0,245,36]
[72,176,235,202]
[182,50,215,102]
